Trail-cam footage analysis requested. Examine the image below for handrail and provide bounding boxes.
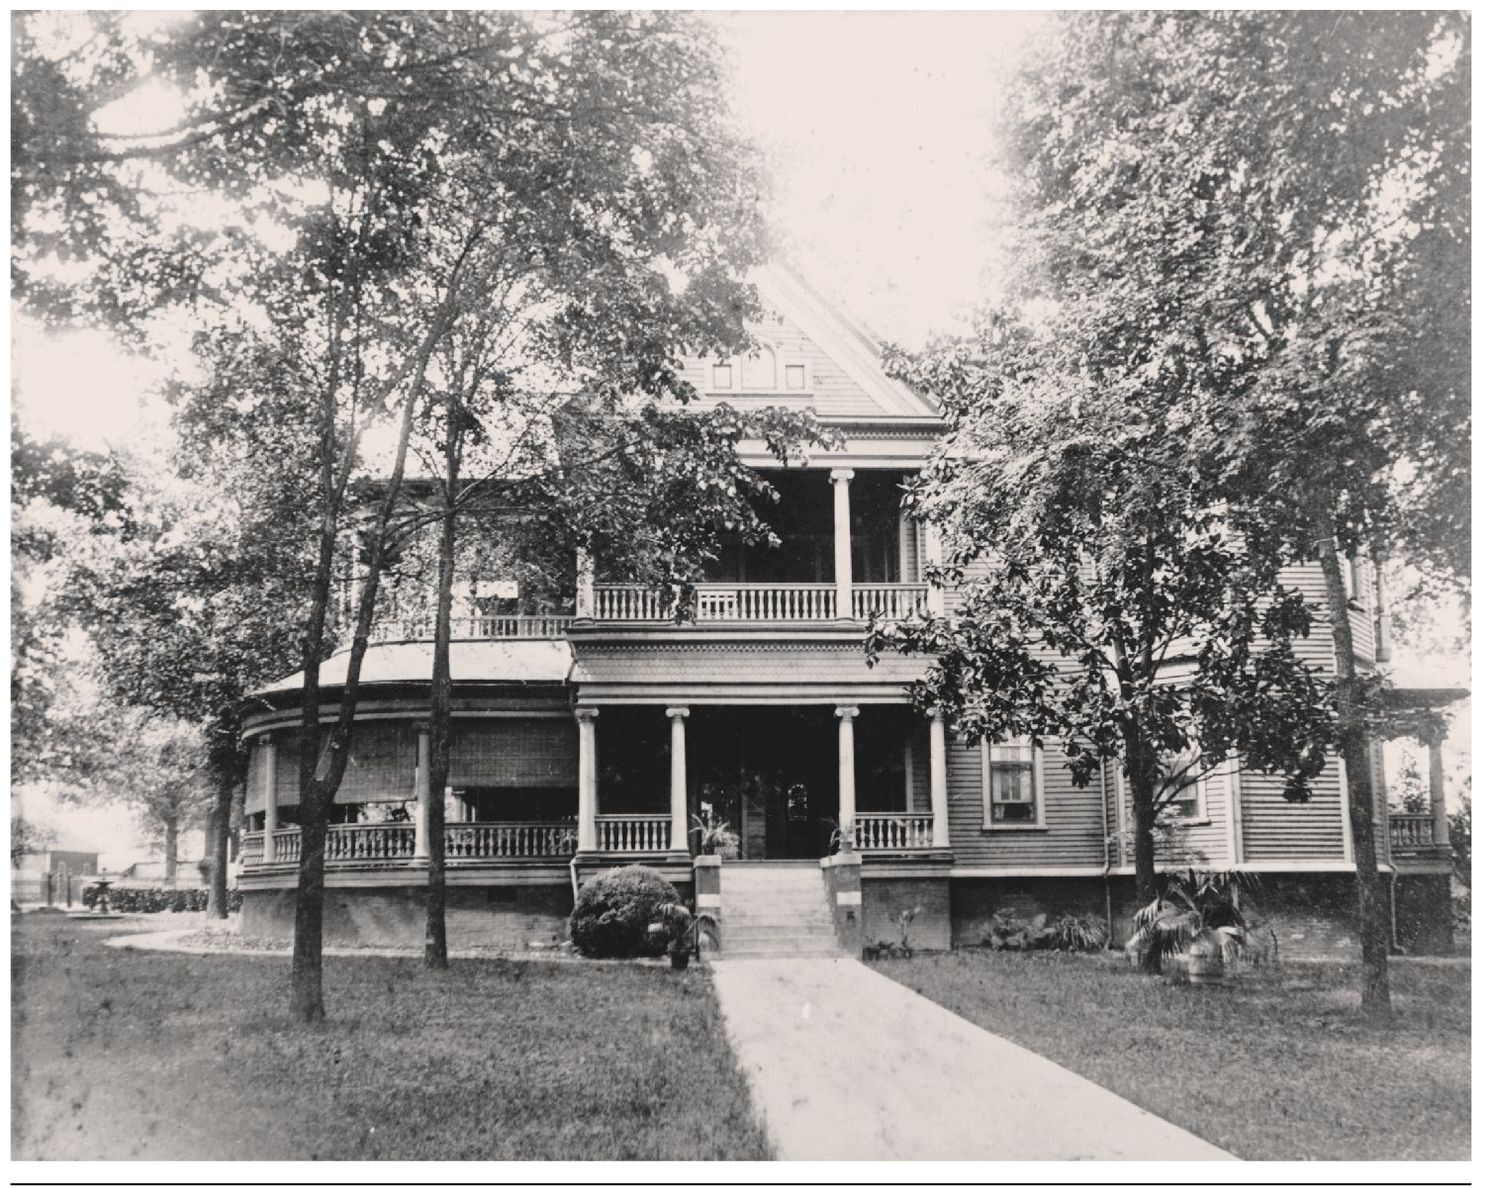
[1388,812,1437,851]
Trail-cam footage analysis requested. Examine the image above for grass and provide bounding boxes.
[875,948,1470,1160]
[11,915,770,1160]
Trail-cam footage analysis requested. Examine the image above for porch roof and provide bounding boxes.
[255,639,574,696]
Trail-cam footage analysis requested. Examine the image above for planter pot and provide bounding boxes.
[669,949,690,970]
[1185,940,1226,986]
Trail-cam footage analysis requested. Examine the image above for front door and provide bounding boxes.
[689,707,836,859]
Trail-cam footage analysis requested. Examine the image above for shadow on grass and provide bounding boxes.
[12,916,770,1160]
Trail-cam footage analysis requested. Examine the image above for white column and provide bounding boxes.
[836,706,859,845]
[261,735,278,859]
[929,713,949,848]
[413,725,431,859]
[576,708,599,851]
[576,548,595,618]
[1429,737,1449,847]
[924,523,945,616]
[667,707,690,852]
[831,469,855,619]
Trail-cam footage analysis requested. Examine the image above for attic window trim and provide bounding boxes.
[708,353,813,394]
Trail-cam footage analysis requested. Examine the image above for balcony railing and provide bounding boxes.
[850,583,928,620]
[592,582,930,624]
[595,813,672,853]
[1389,812,1438,852]
[855,812,937,851]
[371,614,575,642]
[325,822,415,862]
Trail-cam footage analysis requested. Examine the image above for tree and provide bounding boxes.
[14,12,816,1018]
[944,10,1467,1018]
[871,329,1333,969]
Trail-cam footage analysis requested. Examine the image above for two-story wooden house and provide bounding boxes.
[237,267,1457,957]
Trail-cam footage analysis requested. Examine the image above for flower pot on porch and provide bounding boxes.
[670,949,690,971]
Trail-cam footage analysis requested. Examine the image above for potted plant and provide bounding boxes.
[655,902,701,970]
[690,807,740,860]
[1131,869,1266,985]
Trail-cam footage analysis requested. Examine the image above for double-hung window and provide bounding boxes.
[984,737,1042,827]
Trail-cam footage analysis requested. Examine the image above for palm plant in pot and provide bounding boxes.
[1131,869,1267,985]
[654,902,710,970]
[690,806,740,859]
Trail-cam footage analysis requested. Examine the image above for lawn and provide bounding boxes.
[875,949,1470,1161]
[11,915,771,1160]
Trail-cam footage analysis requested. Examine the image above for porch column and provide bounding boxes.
[576,708,599,851]
[260,735,278,860]
[831,469,854,619]
[929,713,949,848]
[576,548,595,618]
[666,707,690,851]
[1429,736,1449,847]
[924,523,945,616]
[413,725,430,860]
[836,706,859,844]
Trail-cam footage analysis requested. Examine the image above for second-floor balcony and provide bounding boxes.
[590,581,928,624]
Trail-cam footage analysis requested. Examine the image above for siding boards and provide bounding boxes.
[946,733,1107,866]
[1240,766,1347,862]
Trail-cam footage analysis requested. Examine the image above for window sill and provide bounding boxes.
[982,823,1049,833]
[1174,816,1212,828]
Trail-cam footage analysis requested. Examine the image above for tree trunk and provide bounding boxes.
[164,817,179,883]
[285,256,468,1023]
[1313,509,1392,1022]
[1129,775,1163,974]
[206,780,232,918]
[425,492,456,970]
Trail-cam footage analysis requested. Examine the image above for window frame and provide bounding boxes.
[711,362,735,390]
[981,736,1045,831]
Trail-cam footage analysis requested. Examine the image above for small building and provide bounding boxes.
[12,845,100,908]
[237,266,1457,957]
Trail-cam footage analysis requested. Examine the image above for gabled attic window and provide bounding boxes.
[708,348,810,393]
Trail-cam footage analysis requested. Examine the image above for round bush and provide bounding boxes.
[569,865,681,958]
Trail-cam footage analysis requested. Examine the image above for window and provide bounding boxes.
[983,737,1042,827]
[711,363,734,389]
[784,363,807,390]
[741,347,777,389]
[1158,739,1206,822]
[1342,553,1361,602]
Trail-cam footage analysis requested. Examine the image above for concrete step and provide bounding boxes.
[717,945,844,959]
[726,927,839,943]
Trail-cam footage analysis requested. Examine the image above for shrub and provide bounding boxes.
[82,883,216,914]
[986,910,1106,952]
[569,865,681,958]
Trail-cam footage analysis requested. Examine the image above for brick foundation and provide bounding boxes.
[240,883,573,948]
[862,877,952,951]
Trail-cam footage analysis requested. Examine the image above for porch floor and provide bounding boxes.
[710,957,1233,1160]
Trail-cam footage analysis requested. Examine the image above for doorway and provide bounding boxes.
[689,707,838,859]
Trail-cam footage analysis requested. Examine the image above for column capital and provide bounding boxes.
[927,709,944,723]
[413,721,431,736]
[258,734,275,748]
[665,706,690,720]
[575,707,600,723]
[829,467,856,483]
[835,706,860,720]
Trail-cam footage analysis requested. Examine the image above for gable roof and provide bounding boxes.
[678,263,941,421]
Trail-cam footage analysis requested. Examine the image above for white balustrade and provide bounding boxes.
[371,614,575,642]
[593,586,670,621]
[324,822,416,862]
[1389,813,1436,851]
[241,832,265,865]
[595,814,673,852]
[855,812,937,850]
[850,583,929,621]
[270,828,302,864]
[444,821,578,860]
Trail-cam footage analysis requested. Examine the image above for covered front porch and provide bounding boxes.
[240,701,952,874]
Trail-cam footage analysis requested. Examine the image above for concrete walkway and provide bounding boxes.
[710,957,1233,1161]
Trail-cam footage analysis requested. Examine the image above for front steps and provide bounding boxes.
[715,862,842,959]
